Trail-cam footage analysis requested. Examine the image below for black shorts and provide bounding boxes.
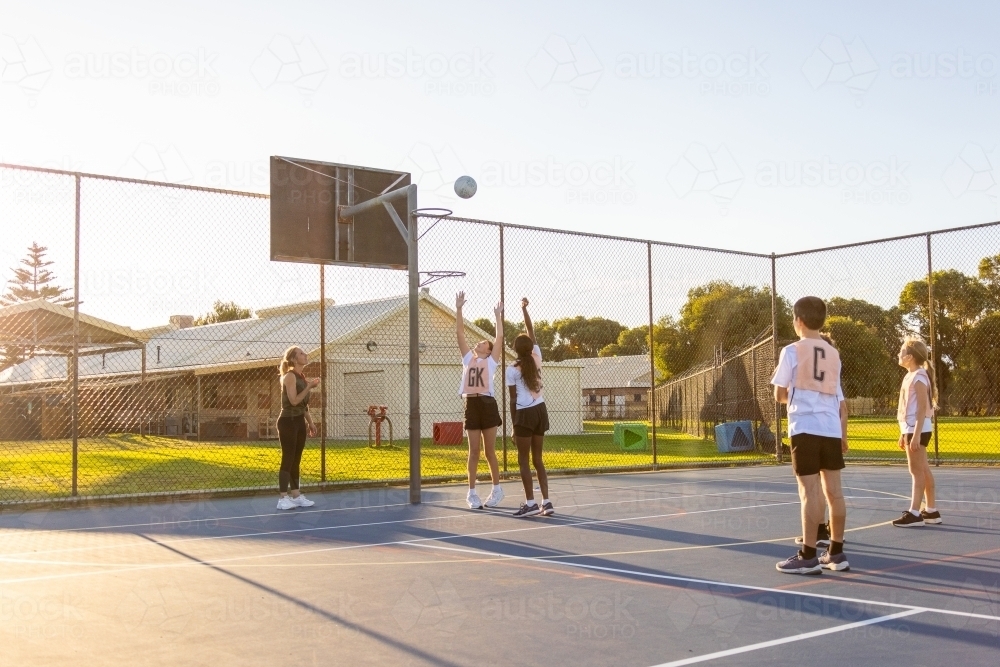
[790,433,845,477]
[513,402,549,437]
[904,432,932,447]
[464,395,502,430]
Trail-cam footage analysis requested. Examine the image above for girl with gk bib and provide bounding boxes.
[455,292,505,509]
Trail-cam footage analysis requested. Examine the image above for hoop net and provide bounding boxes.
[419,271,465,287]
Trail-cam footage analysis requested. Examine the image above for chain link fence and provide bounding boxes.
[1,162,999,504]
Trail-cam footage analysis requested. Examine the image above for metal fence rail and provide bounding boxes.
[1,162,999,504]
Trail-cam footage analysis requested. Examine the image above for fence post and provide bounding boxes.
[320,264,327,482]
[647,242,657,468]
[926,234,939,466]
[771,253,781,463]
[499,223,507,474]
[72,174,81,496]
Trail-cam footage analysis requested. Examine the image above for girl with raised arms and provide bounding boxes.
[456,292,505,509]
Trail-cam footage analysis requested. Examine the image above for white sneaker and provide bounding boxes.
[277,496,296,510]
[291,494,315,507]
[484,486,505,507]
[467,489,483,509]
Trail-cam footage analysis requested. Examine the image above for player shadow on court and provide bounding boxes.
[132,533,469,667]
[383,502,1000,606]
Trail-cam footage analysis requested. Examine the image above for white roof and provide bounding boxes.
[0,293,500,387]
[555,354,657,390]
[0,295,405,386]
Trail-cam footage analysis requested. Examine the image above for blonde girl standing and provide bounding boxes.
[276,346,320,511]
[892,337,942,527]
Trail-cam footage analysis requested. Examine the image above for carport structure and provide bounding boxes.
[0,298,147,494]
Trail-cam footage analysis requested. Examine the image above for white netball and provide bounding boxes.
[454,175,478,199]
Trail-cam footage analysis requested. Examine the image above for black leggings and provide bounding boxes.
[515,435,548,501]
[277,414,307,492]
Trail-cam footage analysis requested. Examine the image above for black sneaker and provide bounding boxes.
[795,522,833,547]
[540,501,554,516]
[513,502,541,517]
[921,510,942,524]
[892,511,925,527]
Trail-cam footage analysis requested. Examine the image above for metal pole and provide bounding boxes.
[499,223,507,473]
[771,253,781,463]
[72,174,81,496]
[647,242,657,468]
[927,234,939,466]
[320,265,327,482]
[408,187,421,503]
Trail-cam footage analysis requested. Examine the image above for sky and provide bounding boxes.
[2,0,999,328]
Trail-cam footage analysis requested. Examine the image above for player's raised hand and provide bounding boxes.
[494,302,503,318]
[456,291,467,310]
[521,297,529,309]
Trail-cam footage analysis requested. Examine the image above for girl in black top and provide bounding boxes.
[276,346,320,510]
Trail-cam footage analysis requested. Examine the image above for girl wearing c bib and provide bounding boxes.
[456,292,505,509]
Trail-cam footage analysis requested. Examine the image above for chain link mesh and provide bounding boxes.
[1,163,998,503]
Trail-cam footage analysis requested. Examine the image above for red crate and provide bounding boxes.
[433,421,464,445]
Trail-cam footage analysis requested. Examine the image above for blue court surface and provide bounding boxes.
[2,465,998,666]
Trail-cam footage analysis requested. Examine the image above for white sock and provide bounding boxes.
[493,485,502,491]
[526,499,537,506]
[910,509,921,516]
[542,498,549,504]
[925,507,936,512]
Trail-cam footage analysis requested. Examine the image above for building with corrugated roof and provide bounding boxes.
[0,293,584,440]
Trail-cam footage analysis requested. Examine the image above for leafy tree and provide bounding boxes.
[194,300,253,326]
[551,316,625,359]
[599,326,648,357]
[471,317,521,339]
[899,269,987,395]
[1,242,72,306]
[653,282,792,378]
[979,253,1000,312]
[827,297,904,360]
[825,316,899,402]
[949,312,1000,414]
[1,243,72,369]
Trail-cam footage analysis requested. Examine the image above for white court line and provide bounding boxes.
[2,472,781,535]
[0,500,799,583]
[0,488,798,559]
[650,609,925,666]
[5,486,996,562]
[406,542,1000,623]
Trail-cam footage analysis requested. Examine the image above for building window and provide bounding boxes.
[634,393,643,402]
[258,393,271,410]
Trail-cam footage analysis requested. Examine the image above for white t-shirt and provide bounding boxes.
[505,344,545,409]
[771,343,845,439]
[898,370,933,434]
[458,351,499,397]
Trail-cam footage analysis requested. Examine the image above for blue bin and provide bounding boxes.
[715,421,754,453]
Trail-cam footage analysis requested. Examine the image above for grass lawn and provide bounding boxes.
[1,417,997,501]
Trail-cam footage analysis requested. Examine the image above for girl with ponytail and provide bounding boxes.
[275,346,320,511]
[505,298,552,517]
[892,337,941,527]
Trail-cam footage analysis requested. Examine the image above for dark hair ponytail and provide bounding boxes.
[513,334,541,393]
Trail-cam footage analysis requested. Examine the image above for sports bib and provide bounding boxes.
[462,356,491,396]
[793,339,840,396]
[896,369,932,426]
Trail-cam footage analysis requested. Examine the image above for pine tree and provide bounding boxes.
[1,243,73,370]
[1,242,73,306]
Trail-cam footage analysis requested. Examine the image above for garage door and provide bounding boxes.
[343,370,386,438]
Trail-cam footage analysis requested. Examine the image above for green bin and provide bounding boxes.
[613,422,649,451]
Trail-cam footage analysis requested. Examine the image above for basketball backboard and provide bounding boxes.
[270,156,411,269]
